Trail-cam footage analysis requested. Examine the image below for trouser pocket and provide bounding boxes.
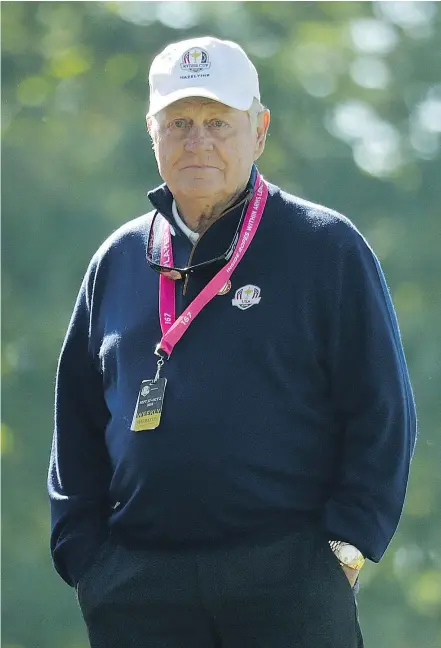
[76,537,115,611]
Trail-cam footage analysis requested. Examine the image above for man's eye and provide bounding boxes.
[172,119,187,129]
[209,119,227,129]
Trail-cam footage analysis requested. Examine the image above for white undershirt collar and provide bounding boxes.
[172,200,199,245]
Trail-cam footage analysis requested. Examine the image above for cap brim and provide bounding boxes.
[147,87,254,116]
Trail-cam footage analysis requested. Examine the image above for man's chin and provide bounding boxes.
[178,180,223,198]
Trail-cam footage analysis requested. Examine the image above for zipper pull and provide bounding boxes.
[183,273,190,296]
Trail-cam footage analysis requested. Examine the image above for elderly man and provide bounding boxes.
[48,37,416,648]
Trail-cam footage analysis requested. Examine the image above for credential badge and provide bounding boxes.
[232,285,262,310]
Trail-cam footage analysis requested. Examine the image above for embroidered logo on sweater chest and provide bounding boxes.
[232,285,262,310]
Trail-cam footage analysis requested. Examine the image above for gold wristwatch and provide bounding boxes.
[329,540,365,570]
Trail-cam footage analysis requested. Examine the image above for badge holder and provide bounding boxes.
[130,347,168,432]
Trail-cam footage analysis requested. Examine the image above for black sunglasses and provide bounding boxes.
[146,189,253,280]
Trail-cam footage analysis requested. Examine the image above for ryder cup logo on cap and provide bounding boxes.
[147,36,260,116]
[181,48,211,73]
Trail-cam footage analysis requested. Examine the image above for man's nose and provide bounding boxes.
[184,124,213,151]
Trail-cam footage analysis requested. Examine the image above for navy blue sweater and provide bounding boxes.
[48,169,417,586]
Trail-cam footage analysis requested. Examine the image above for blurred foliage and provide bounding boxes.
[2,2,441,647]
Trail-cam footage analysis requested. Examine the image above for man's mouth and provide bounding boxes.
[181,165,218,170]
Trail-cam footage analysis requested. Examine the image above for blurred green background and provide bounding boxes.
[2,2,441,647]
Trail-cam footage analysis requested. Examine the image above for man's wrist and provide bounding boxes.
[329,540,365,570]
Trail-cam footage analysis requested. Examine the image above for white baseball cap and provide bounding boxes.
[147,36,260,116]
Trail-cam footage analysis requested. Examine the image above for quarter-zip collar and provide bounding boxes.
[147,165,258,299]
[147,165,258,226]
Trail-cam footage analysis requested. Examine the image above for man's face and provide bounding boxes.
[148,98,268,202]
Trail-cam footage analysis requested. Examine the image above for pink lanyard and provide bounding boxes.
[155,172,268,371]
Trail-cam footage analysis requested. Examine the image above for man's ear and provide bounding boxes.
[146,116,157,151]
[254,110,270,161]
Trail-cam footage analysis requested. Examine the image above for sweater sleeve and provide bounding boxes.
[48,257,112,586]
[322,227,417,562]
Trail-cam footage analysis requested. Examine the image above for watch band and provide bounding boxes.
[329,540,344,553]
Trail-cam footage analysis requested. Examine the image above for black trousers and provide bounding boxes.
[77,530,364,648]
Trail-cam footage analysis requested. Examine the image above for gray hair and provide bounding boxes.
[248,98,266,130]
